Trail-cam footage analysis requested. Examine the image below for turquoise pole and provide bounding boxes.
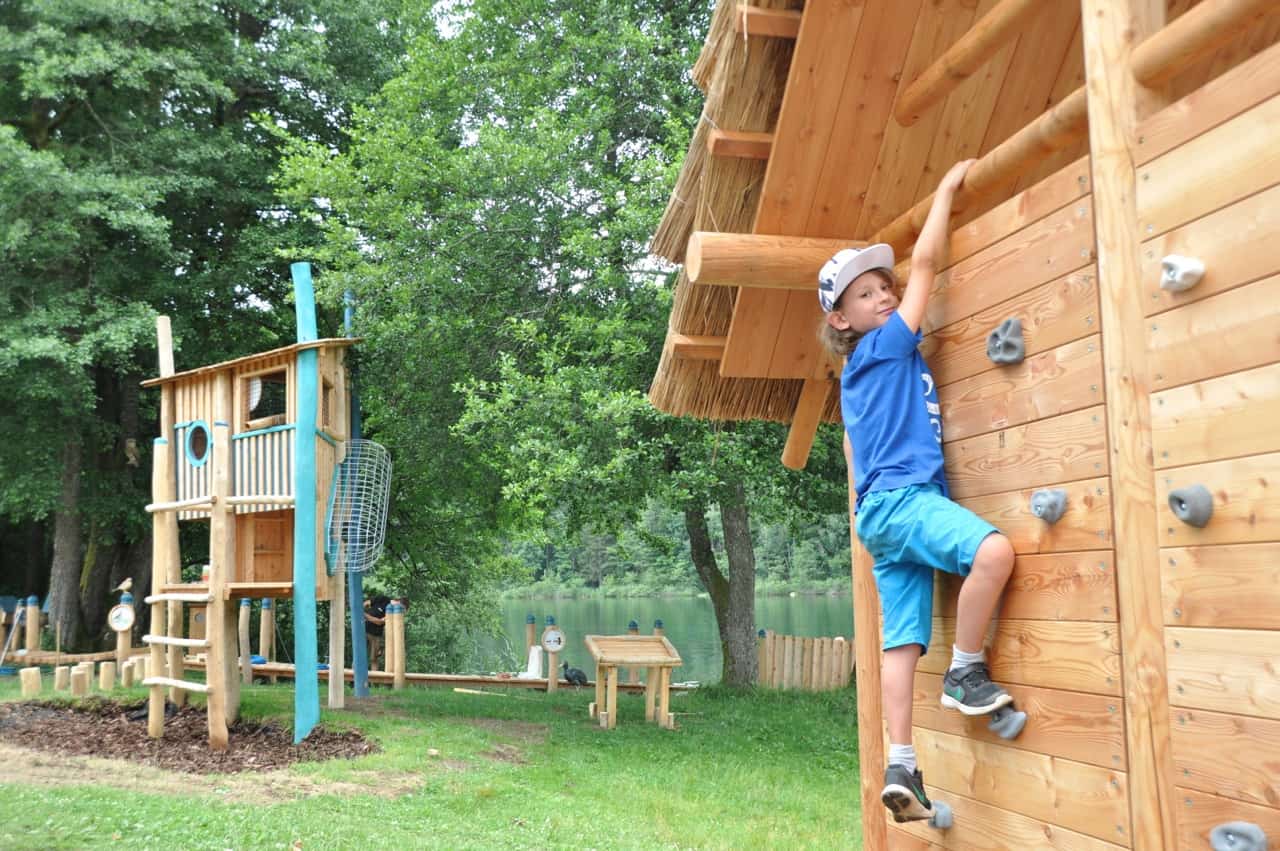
[291,262,320,743]
[344,290,369,698]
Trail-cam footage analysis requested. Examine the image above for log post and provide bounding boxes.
[20,666,41,698]
[204,371,233,750]
[626,620,639,685]
[70,669,89,697]
[847,436,886,849]
[1081,0,1177,846]
[259,599,276,684]
[53,665,70,692]
[238,598,252,685]
[24,596,39,652]
[99,661,116,691]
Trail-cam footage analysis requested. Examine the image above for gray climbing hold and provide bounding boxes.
[1210,821,1268,851]
[1031,489,1068,524]
[929,800,953,830]
[986,318,1024,365]
[988,704,1027,740]
[1160,254,1206,293]
[1168,484,1214,528]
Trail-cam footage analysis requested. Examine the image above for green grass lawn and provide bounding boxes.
[0,677,863,850]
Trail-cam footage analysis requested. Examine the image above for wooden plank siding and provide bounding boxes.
[956,476,1113,554]
[937,335,1104,444]
[890,785,1127,850]
[912,672,1126,770]
[920,617,1121,696]
[937,551,1117,624]
[911,727,1130,843]
[1161,543,1280,630]
[1170,709,1280,810]
[1154,451,1280,548]
[1176,789,1280,851]
[1147,272,1280,393]
[922,269,1099,389]
[1140,35,1280,848]
[943,405,1109,500]
[1141,182,1280,317]
[1152,361,1280,470]
[1165,628,1280,720]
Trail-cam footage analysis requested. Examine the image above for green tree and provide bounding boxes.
[281,0,854,685]
[0,0,404,647]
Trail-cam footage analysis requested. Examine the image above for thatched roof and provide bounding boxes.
[647,0,1269,425]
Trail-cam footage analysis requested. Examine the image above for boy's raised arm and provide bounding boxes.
[898,159,975,333]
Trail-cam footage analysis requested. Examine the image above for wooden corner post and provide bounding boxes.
[1080,0,1177,846]
[845,436,886,850]
[205,370,234,750]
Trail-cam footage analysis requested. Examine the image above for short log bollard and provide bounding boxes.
[20,666,41,698]
[70,668,89,697]
[585,633,682,730]
[99,661,116,691]
[53,665,70,692]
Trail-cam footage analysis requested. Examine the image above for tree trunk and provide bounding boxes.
[718,480,758,687]
[48,439,84,649]
[683,500,739,681]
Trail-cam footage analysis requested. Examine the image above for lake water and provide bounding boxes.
[485,592,856,685]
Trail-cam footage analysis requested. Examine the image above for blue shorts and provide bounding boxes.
[855,483,999,654]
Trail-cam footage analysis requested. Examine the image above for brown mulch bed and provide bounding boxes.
[0,698,378,774]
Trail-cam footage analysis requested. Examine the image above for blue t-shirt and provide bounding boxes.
[841,311,948,505]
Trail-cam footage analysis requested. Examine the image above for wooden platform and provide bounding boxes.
[159,581,295,600]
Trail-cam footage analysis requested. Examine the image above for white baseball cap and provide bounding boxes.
[817,243,896,312]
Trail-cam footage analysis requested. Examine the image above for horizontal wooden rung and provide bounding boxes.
[706,129,773,160]
[225,494,295,506]
[142,676,211,694]
[735,5,802,39]
[142,634,209,649]
[145,591,213,604]
[146,495,215,514]
[226,581,294,599]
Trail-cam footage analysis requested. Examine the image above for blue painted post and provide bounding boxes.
[344,290,369,698]
[291,261,320,743]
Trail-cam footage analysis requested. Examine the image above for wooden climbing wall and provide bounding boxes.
[885,154,1133,849]
[1136,40,1280,848]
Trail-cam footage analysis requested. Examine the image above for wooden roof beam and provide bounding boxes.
[670,334,726,361]
[707,129,773,160]
[781,379,832,470]
[894,0,1044,126]
[687,232,865,290]
[1131,0,1279,86]
[876,85,1088,255]
[735,5,802,40]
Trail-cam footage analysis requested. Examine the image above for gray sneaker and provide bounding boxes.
[881,764,933,823]
[940,661,1013,715]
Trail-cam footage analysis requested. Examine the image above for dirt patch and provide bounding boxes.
[0,699,377,775]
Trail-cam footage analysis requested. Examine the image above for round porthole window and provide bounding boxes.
[185,421,211,467]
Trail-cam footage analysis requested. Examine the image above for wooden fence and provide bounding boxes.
[755,631,854,691]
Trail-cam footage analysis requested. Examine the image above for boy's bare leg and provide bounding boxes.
[883,643,922,744]
[954,533,1015,653]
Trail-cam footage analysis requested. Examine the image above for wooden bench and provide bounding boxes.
[584,634,682,730]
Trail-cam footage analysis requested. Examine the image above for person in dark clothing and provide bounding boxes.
[364,594,390,671]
